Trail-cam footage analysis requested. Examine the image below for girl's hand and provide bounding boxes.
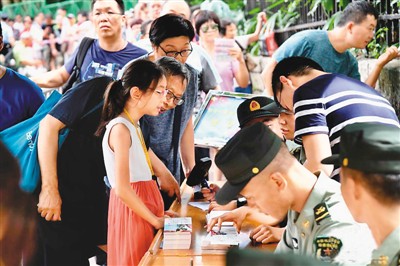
[154,217,165,230]
[165,210,179,218]
[158,172,181,203]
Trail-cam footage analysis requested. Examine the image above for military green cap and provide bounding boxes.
[215,123,283,205]
[321,122,400,174]
[236,96,280,128]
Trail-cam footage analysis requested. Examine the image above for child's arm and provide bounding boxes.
[110,124,164,229]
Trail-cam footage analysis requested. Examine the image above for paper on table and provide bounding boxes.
[188,201,210,211]
[201,226,251,249]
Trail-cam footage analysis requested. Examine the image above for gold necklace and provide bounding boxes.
[123,108,155,176]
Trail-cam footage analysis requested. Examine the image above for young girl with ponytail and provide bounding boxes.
[96,59,171,265]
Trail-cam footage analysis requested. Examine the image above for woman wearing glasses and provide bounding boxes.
[195,10,249,93]
[194,10,250,181]
[124,14,198,209]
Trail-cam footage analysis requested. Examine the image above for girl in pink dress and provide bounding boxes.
[97,59,167,265]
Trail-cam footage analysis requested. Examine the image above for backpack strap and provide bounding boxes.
[61,37,94,94]
[172,105,182,179]
[75,37,94,70]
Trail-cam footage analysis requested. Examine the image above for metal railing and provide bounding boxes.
[2,0,137,18]
[248,0,399,46]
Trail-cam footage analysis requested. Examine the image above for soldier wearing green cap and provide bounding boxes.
[208,122,376,264]
[322,122,400,266]
[203,96,287,244]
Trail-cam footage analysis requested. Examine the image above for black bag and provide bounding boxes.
[61,37,94,94]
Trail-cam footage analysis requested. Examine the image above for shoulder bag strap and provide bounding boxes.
[62,37,94,94]
[172,105,182,176]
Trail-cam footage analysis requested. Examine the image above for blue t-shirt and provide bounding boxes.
[64,39,147,81]
[293,73,399,179]
[274,30,360,80]
[0,68,45,131]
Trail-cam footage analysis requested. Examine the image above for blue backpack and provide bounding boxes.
[0,91,69,192]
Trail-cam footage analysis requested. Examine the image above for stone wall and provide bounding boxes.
[378,60,400,119]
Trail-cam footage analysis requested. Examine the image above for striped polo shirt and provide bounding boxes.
[293,73,399,180]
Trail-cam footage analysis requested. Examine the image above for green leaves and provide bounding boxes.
[367,27,389,59]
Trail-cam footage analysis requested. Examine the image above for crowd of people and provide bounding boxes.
[0,0,399,266]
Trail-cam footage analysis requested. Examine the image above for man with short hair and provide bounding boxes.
[322,122,400,266]
[261,1,400,96]
[209,122,376,265]
[0,23,44,131]
[272,56,399,180]
[237,96,282,136]
[32,0,146,88]
[202,96,283,203]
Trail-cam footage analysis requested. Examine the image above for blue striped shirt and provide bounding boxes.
[294,74,399,179]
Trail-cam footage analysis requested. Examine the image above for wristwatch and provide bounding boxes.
[236,197,247,208]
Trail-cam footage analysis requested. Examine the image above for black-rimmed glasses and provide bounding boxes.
[166,90,184,106]
[159,44,193,58]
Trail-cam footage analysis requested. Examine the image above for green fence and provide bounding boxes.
[2,0,137,18]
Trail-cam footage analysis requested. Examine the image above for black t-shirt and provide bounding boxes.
[44,76,112,249]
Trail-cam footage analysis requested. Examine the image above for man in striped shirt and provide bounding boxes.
[272,56,399,180]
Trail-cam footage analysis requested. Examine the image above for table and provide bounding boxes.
[139,182,276,266]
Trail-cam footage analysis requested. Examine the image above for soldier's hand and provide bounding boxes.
[250,225,285,244]
[206,206,249,233]
[208,200,236,212]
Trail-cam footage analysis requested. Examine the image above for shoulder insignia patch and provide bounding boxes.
[315,236,342,261]
[314,202,331,225]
